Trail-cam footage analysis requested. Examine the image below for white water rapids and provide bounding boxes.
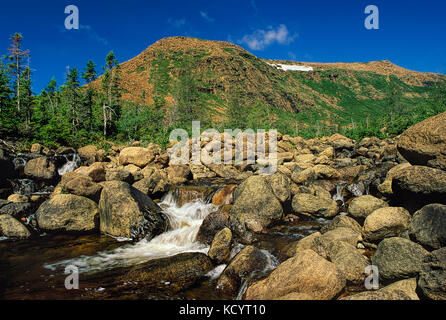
[45,191,219,273]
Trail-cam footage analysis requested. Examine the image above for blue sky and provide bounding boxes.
[0,0,445,92]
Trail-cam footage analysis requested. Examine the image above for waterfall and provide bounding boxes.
[58,153,81,176]
[44,190,218,273]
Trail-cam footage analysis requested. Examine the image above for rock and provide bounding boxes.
[217,245,268,296]
[320,215,363,235]
[74,162,107,182]
[378,163,411,195]
[208,228,232,264]
[105,168,134,184]
[418,247,446,300]
[30,143,42,154]
[328,241,370,285]
[7,194,29,203]
[207,164,240,179]
[24,157,57,183]
[273,292,315,300]
[408,204,446,250]
[190,164,217,180]
[77,145,98,165]
[196,209,230,244]
[166,165,191,184]
[36,194,99,233]
[348,195,388,219]
[212,185,236,206]
[310,227,362,258]
[265,172,291,203]
[132,169,168,196]
[0,214,31,238]
[245,249,345,300]
[292,193,338,218]
[392,165,446,211]
[119,147,155,168]
[372,237,429,282]
[64,175,102,201]
[363,207,411,242]
[121,252,214,292]
[397,111,446,167]
[0,202,34,219]
[342,278,419,300]
[99,181,168,241]
[229,176,283,237]
[281,232,321,259]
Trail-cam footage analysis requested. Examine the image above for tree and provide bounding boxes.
[63,67,82,133]
[0,59,16,136]
[7,33,30,112]
[18,66,33,124]
[82,60,97,131]
[101,51,121,137]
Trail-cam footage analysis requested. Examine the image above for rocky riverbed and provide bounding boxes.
[1,111,446,300]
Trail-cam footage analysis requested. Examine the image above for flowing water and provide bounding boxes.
[57,153,81,176]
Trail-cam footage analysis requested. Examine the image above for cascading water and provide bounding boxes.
[44,190,219,273]
[58,153,81,176]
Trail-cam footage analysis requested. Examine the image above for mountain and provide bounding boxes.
[92,36,446,130]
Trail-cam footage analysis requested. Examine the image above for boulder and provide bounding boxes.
[265,173,291,203]
[36,194,99,233]
[280,232,321,259]
[217,245,268,296]
[418,247,446,300]
[196,209,230,245]
[348,195,388,219]
[245,249,345,300]
[229,176,283,237]
[363,207,411,242]
[397,111,446,167]
[165,165,191,184]
[99,181,168,240]
[372,237,429,282]
[7,194,29,203]
[342,278,419,300]
[309,227,362,259]
[320,215,363,235]
[64,175,102,201]
[121,252,214,292]
[77,145,98,165]
[74,162,107,182]
[392,165,446,211]
[208,228,232,264]
[212,185,237,206]
[0,202,34,219]
[105,168,134,184]
[292,193,338,218]
[0,214,31,238]
[30,143,42,154]
[408,204,446,250]
[378,163,412,195]
[119,147,155,168]
[24,157,57,183]
[132,169,168,196]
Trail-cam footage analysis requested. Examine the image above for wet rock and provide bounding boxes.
[99,181,168,241]
[174,186,214,208]
[132,169,168,197]
[408,204,446,250]
[121,252,214,292]
[0,202,34,219]
[64,175,103,201]
[397,111,446,167]
[77,145,99,165]
[212,185,236,206]
[280,232,321,259]
[229,176,283,237]
[265,172,291,203]
[119,147,155,168]
[292,193,338,218]
[0,214,31,239]
[7,194,29,203]
[320,215,363,235]
[196,209,230,245]
[418,247,446,300]
[372,237,429,282]
[36,194,99,233]
[245,249,345,300]
[208,227,232,264]
[342,278,419,300]
[105,168,134,184]
[217,245,268,296]
[363,207,411,242]
[392,165,446,211]
[348,195,388,219]
[24,157,58,183]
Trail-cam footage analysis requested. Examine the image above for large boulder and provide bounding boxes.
[320,215,363,235]
[74,162,107,182]
[119,147,155,168]
[217,245,268,296]
[363,207,411,242]
[342,278,419,300]
[397,111,446,167]
[292,193,338,218]
[418,247,446,300]
[245,250,346,300]
[36,194,99,233]
[24,157,58,183]
[105,168,134,184]
[408,204,446,250]
[265,173,291,203]
[378,163,412,195]
[64,175,102,201]
[208,227,232,264]
[0,214,31,238]
[372,237,429,282]
[121,252,214,292]
[229,176,283,237]
[196,209,230,245]
[98,181,168,241]
[348,195,388,219]
[77,145,99,165]
[392,165,446,211]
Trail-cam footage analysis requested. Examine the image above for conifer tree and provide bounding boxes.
[101,51,121,137]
